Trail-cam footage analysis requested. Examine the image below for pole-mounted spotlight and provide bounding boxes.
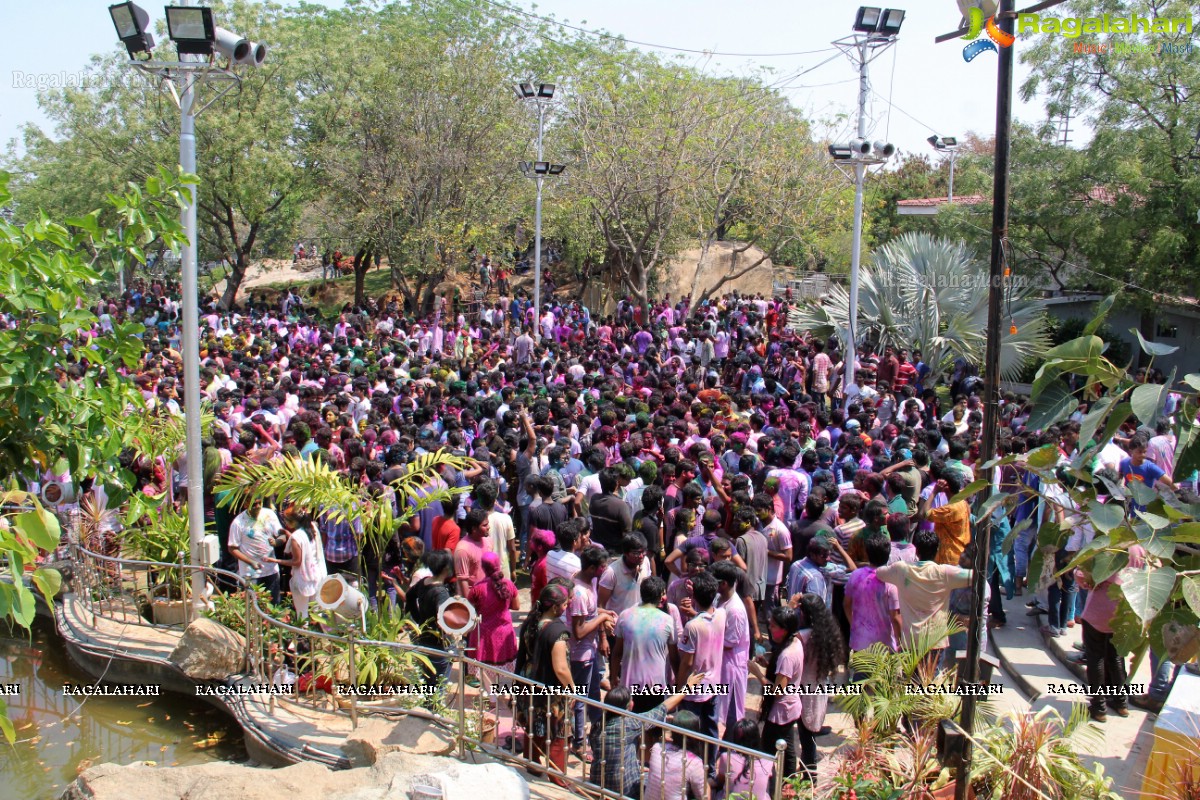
[850,138,872,155]
[854,6,883,32]
[548,164,565,175]
[874,141,896,157]
[828,144,853,160]
[537,83,556,99]
[109,2,155,56]
[853,5,905,35]
[165,5,216,56]
[516,82,535,99]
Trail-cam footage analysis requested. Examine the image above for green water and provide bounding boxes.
[0,619,247,800]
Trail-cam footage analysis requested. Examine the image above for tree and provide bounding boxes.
[1019,0,1200,306]
[297,0,528,312]
[964,299,1200,667]
[0,167,190,740]
[7,0,308,307]
[787,232,1051,382]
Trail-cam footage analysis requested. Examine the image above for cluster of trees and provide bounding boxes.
[868,0,1199,317]
[4,0,851,314]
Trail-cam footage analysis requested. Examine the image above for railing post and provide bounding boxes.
[456,638,466,759]
[347,629,358,730]
[179,551,188,626]
[773,738,788,800]
[243,581,254,673]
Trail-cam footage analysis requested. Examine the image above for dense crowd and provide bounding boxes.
[56,276,1193,796]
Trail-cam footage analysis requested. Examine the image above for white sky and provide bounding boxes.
[1,0,1063,164]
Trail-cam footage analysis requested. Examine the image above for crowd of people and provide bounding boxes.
[62,274,1194,795]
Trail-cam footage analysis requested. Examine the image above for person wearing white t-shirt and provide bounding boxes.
[228,501,284,604]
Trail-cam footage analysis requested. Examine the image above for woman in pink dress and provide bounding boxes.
[468,551,520,694]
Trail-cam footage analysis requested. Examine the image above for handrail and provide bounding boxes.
[66,543,792,798]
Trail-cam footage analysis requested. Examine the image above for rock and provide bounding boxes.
[168,617,246,680]
[343,716,455,767]
[62,752,529,800]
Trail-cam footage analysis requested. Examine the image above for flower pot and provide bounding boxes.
[151,598,189,626]
[476,712,498,744]
[922,782,972,800]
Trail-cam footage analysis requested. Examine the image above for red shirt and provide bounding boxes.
[432,515,461,552]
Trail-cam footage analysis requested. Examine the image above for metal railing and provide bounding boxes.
[64,540,793,798]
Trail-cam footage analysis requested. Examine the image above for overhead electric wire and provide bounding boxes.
[476,0,840,58]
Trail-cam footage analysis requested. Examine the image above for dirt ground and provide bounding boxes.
[218,241,780,313]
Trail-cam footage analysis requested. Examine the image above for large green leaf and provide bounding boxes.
[1120,566,1176,623]
[15,509,59,550]
[1026,380,1077,432]
[1083,295,1116,336]
[1181,576,1200,620]
[1169,522,1200,545]
[32,567,62,604]
[1091,550,1127,584]
[1087,500,1126,533]
[1078,396,1114,448]
[1130,375,1172,425]
[1131,328,1179,357]
[1026,443,1062,470]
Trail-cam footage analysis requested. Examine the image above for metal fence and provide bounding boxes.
[63,539,791,799]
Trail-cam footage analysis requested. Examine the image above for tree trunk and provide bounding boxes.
[217,252,248,310]
[353,247,370,308]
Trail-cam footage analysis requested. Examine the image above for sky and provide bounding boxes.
[0,0,1061,171]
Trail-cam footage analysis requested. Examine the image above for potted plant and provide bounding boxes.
[122,504,198,625]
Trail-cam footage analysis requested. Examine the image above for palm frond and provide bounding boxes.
[787,232,1051,382]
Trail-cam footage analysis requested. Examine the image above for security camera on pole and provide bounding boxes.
[830,7,904,407]
[107,2,267,613]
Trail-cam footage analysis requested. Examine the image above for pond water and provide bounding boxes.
[1,619,247,800]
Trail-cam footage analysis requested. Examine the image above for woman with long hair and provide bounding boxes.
[468,550,520,695]
[514,583,574,787]
[711,718,773,800]
[750,605,805,783]
[644,710,707,800]
[797,592,844,777]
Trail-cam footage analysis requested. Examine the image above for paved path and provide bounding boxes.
[988,591,1155,797]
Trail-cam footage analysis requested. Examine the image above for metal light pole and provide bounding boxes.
[832,8,903,407]
[111,1,255,613]
[515,82,557,342]
[929,136,961,203]
[177,38,207,612]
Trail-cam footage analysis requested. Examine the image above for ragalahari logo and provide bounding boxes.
[962,7,1015,61]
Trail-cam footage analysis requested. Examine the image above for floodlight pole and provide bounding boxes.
[177,44,207,614]
[948,147,958,202]
[533,102,546,343]
[121,0,241,614]
[833,32,896,408]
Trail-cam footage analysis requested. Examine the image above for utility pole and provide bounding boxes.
[831,14,900,406]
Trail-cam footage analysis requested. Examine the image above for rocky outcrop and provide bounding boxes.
[62,752,529,800]
[343,715,456,767]
[168,617,246,680]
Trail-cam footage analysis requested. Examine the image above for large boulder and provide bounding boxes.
[169,617,246,680]
[343,716,455,767]
[62,752,530,800]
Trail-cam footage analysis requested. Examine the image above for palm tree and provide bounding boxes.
[788,232,1050,384]
[213,451,468,558]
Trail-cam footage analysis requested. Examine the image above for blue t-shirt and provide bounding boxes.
[1120,458,1165,510]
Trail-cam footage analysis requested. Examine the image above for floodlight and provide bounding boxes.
[929,135,959,150]
[516,82,535,98]
[213,27,251,63]
[928,135,941,148]
[109,2,155,57]
[941,136,957,147]
[533,161,551,175]
[879,8,906,34]
[874,141,896,157]
[537,83,556,99]
[165,5,216,55]
[854,7,883,32]
[850,138,872,155]
[547,164,566,175]
[518,160,531,173]
[828,144,853,160]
